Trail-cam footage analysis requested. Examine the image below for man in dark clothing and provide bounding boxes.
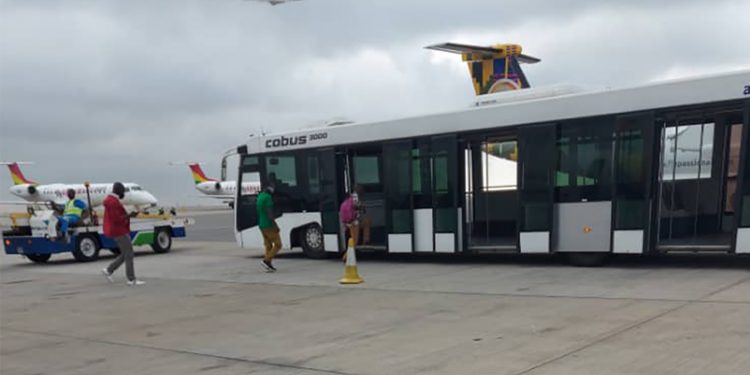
[101,182,144,286]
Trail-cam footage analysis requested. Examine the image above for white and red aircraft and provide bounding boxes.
[247,0,302,5]
[175,163,260,207]
[2,162,158,208]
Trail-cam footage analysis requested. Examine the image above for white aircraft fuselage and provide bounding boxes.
[9,182,158,208]
[195,181,260,197]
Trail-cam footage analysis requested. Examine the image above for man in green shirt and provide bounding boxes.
[256,183,281,272]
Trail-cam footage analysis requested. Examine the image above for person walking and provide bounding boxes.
[100,182,144,286]
[257,183,281,272]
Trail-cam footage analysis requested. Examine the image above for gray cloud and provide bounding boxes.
[1,0,748,205]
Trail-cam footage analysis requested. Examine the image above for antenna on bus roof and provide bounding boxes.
[426,42,540,96]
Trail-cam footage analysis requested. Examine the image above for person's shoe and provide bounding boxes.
[260,260,276,272]
[127,279,145,286]
[101,268,114,283]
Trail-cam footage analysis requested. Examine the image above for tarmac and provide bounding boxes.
[2,211,750,374]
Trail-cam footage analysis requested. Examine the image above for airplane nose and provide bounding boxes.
[145,192,158,205]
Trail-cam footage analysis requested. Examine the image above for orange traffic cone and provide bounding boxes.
[339,238,363,284]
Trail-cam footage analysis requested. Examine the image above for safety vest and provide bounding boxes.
[64,199,83,217]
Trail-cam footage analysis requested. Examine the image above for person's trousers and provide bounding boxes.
[347,216,371,247]
[107,235,135,281]
[261,227,282,263]
[59,215,80,234]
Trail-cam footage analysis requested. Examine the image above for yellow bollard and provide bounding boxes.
[339,238,363,284]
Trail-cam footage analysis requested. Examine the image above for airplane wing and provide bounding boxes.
[197,195,234,200]
[516,54,542,64]
[426,42,499,55]
[246,0,301,5]
[426,42,541,63]
[0,200,53,206]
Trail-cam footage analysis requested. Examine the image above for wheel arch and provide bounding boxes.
[289,221,321,249]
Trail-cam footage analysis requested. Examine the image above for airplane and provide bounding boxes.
[426,42,540,95]
[2,162,158,209]
[173,162,261,207]
[246,0,302,5]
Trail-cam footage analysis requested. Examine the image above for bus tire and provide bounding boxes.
[300,223,326,259]
[26,253,51,263]
[566,252,609,267]
[151,228,172,254]
[72,235,100,262]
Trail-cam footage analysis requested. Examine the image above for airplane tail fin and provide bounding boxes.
[426,42,540,95]
[188,163,217,185]
[0,162,37,185]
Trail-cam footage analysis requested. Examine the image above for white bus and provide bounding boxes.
[232,70,750,265]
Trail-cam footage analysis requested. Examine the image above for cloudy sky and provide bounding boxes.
[1,0,749,206]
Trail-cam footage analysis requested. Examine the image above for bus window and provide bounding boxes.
[384,141,413,234]
[662,123,714,180]
[307,155,320,194]
[433,136,458,234]
[353,156,380,185]
[480,140,517,191]
[266,155,297,188]
[555,137,571,187]
[242,156,259,166]
[737,107,749,226]
[240,172,260,196]
[614,113,653,230]
[555,118,614,202]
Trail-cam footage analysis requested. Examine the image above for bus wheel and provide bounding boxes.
[300,224,326,259]
[26,253,51,263]
[566,252,609,267]
[73,235,100,262]
[151,228,172,254]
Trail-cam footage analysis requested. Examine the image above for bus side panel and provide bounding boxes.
[239,212,322,250]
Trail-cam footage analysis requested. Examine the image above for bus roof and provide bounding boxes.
[245,69,750,154]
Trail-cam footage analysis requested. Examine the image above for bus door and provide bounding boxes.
[518,124,556,253]
[382,136,460,253]
[348,145,387,250]
[236,155,262,245]
[383,140,414,252]
[431,135,460,252]
[317,148,346,252]
[465,134,519,251]
[655,109,745,251]
[736,103,750,253]
[612,113,656,254]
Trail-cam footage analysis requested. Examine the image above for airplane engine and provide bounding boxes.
[214,182,221,191]
[27,185,37,195]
